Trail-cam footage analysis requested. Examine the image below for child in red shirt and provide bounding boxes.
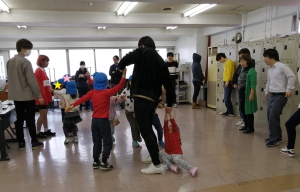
[159,111,198,177]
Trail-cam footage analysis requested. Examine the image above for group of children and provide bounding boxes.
[53,68,197,176]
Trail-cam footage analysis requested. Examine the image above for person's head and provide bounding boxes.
[239,54,253,69]
[238,48,251,57]
[216,53,227,63]
[263,49,279,66]
[57,78,66,89]
[80,61,85,69]
[16,39,33,57]
[66,81,78,99]
[113,55,119,64]
[167,52,174,62]
[93,72,108,90]
[138,36,156,48]
[37,55,49,68]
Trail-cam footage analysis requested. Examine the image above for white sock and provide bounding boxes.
[155,164,161,168]
[44,128,49,132]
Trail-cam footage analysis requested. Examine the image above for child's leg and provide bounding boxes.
[91,119,102,163]
[61,108,65,123]
[125,111,139,141]
[62,123,69,138]
[152,113,163,142]
[109,120,115,142]
[172,155,193,170]
[100,119,113,164]
[158,150,174,169]
[71,124,77,137]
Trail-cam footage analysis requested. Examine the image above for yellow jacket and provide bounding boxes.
[223,59,235,83]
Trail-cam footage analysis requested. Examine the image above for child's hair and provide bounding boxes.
[70,94,77,99]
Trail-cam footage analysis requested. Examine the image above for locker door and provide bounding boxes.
[261,63,269,82]
[260,80,268,101]
[258,100,268,121]
[273,38,284,59]
[297,59,300,74]
[281,104,292,126]
[216,94,225,112]
[217,63,224,79]
[233,89,239,117]
[229,45,237,62]
[264,39,274,51]
[256,80,261,101]
[217,80,224,94]
[298,37,300,59]
[252,41,263,62]
[244,43,253,55]
[255,61,262,82]
[238,43,244,52]
[282,36,297,60]
[293,83,300,106]
[218,46,225,53]
[224,46,230,58]
[281,59,296,73]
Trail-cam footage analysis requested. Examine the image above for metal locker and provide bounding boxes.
[216,94,225,112]
[238,43,244,52]
[218,46,224,53]
[293,83,300,106]
[252,41,263,62]
[263,39,274,52]
[281,59,296,73]
[217,63,224,79]
[217,80,224,94]
[256,81,261,101]
[260,80,268,101]
[255,61,262,82]
[280,104,292,126]
[282,35,297,60]
[224,46,230,58]
[233,90,239,117]
[243,43,253,55]
[273,38,284,59]
[258,100,268,121]
[229,45,237,62]
[261,63,269,81]
[297,59,300,74]
[298,37,300,59]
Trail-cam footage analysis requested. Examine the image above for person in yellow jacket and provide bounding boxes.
[216,53,235,116]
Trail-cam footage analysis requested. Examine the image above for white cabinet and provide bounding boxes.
[228,45,237,62]
[264,39,274,52]
[261,63,269,82]
[273,38,284,59]
[255,61,262,82]
[244,43,253,55]
[293,83,300,106]
[216,94,226,112]
[282,35,298,60]
[298,36,300,59]
[252,41,263,62]
[259,80,268,101]
[281,59,296,73]
[258,100,268,122]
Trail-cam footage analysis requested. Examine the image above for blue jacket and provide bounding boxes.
[192,53,204,82]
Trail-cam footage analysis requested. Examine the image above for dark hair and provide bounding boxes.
[263,49,279,61]
[37,55,49,67]
[240,54,254,68]
[138,36,156,48]
[80,61,85,65]
[70,94,77,99]
[216,53,226,61]
[167,52,174,57]
[16,39,33,52]
[113,55,119,60]
[238,48,251,56]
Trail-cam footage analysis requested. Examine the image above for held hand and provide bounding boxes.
[158,103,164,109]
[49,88,54,93]
[120,67,127,74]
[265,94,268,100]
[38,98,44,105]
[120,95,126,100]
[285,92,292,98]
[225,83,229,87]
[165,106,172,113]
[233,84,238,89]
[249,94,254,102]
[112,71,115,74]
[65,106,73,113]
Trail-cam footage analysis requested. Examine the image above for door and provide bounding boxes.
[282,35,297,60]
[252,41,263,62]
[273,38,284,59]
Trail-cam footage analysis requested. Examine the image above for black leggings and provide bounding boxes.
[192,81,201,103]
[78,87,90,110]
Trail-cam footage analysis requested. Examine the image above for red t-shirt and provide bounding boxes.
[72,78,125,118]
[164,118,182,154]
[35,68,52,105]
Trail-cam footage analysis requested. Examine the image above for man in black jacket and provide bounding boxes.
[109,56,123,88]
[118,36,174,175]
[75,61,90,111]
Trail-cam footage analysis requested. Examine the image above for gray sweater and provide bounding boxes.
[7,54,42,101]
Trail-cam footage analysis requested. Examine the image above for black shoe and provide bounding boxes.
[239,127,247,131]
[44,130,56,136]
[32,141,44,150]
[93,161,101,169]
[265,138,282,143]
[243,128,254,134]
[19,143,25,151]
[36,132,47,138]
[99,162,113,171]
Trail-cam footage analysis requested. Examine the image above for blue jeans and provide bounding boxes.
[91,118,112,163]
[152,113,163,142]
[224,82,233,114]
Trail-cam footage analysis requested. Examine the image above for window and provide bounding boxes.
[121,49,135,78]
[156,48,167,62]
[39,50,68,82]
[95,49,119,79]
[292,15,300,33]
[69,49,95,76]
[9,50,39,72]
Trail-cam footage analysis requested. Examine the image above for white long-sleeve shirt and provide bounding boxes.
[53,89,67,109]
[265,62,296,94]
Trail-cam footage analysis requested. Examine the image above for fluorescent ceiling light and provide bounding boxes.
[97,26,106,29]
[183,4,217,17]
[17,26,27,29]
[166,26,177,30]
[117,2,137,16]
[0,0,10,12]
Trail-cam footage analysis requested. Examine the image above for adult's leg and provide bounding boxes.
[238,95,245,122]
[269,95,287,141]
[14,101,26,144]
[152,113,163,142]
[172,154,193,170]
[192,81,201,103]
[100,119,113,163]
[239,99,247,130]
[37,109,48,133]
[77,87,84,110]
[285,109,300,149]
[24,100,38,143]
[83,87,90,110]
[158,150,174,169]
[125,111,139,141]
[134,98,160,165]
[91,118,102,163]
[224,82,233,114]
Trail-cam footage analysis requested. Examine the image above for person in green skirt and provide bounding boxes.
[238,54,258,134]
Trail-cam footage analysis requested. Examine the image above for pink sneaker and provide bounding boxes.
[189,167,198,177]
[170,164,178,173]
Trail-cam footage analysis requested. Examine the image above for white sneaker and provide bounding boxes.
[235,120,243,126]
[219,111,226,115]
[173,103,177,108]
[142,156,152,164]
[73,138,78,143]
[141,163,164,174]
[64,138,69,144]
[280,147,295,158]
[240,122,245,127]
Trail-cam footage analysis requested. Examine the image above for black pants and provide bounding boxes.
[77,87,90,110]
[134,97,160,165]
[152,113,163,142]
[238,89,254,130]
[285,108,300,149]
[192,81,201,103]
[171,78,177,104]
[14,100,38,144]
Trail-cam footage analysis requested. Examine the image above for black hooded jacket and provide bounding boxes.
[192,53,205,82]
[118,47,174,107]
